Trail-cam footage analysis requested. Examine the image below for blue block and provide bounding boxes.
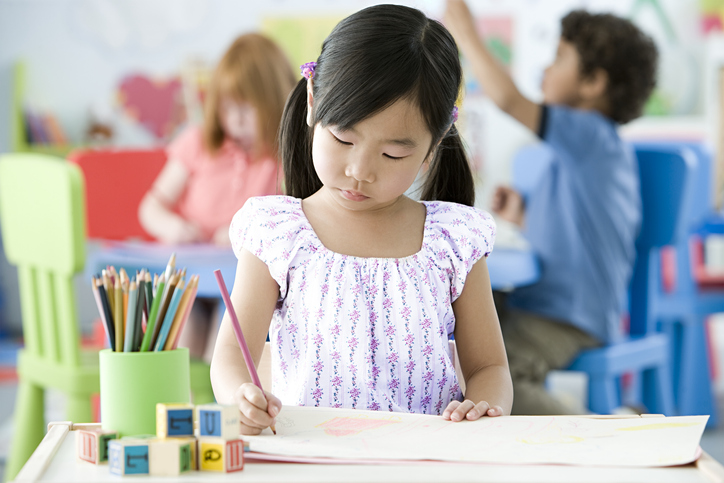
[167,409,194,436]
[199,409,221,437]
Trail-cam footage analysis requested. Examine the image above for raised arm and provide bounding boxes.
[138,159,204,244]
[444,0,541,132]
[210,248,281,434]
[446,257,513,420]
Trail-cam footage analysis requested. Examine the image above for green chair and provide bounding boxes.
[0,153,100,481]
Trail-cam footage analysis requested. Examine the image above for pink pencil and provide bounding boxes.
[214,269,276,435]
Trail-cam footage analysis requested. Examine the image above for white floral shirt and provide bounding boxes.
[230,195,495,415]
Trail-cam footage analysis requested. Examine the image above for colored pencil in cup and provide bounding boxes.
[96,278,115,350]
[154,280,185,351]
[134,276,146,351]
[114,277,123,352]
[140,273,166,352]
[123,281,138,352]
[91,276,113,349]
[149,273,178,349]
[214,269,276,434]
[166,275,199,351]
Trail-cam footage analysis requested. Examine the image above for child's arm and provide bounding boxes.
[444,0,541,133]
[445,257,513,420]
[138,159,204,244]
[210,248,281,435]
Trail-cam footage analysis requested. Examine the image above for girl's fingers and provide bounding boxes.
[238,396,275,429]
[442,400,462,420]
[487,405,504,417]
[467,400,492,420]
[450,399,476,422]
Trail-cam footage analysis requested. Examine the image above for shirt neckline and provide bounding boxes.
[292,196,432,262]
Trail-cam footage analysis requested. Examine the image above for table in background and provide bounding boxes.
[87,242,540,296]
[12,421,724,483]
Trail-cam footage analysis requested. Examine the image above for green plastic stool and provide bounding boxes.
[0,154,100,481]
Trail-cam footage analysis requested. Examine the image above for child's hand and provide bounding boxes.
[442,399,504,422]
[491,185,525,227]
[234,383,282,435]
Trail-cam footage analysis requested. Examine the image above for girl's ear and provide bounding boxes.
[306,78,314,127]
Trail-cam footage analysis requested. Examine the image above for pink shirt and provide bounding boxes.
[167,126,281,241]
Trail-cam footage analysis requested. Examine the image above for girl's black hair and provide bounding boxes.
[279,4,475,206]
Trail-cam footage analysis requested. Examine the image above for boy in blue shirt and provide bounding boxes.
[445,1,658,414]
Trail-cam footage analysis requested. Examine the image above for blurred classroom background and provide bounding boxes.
[2,0,724,479]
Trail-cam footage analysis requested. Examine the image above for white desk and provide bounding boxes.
[12,422,724,483]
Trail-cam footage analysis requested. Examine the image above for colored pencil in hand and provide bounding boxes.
[214,269,276,434]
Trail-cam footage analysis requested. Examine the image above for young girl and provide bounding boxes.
[139,33,296,360]
[210,5,513,434]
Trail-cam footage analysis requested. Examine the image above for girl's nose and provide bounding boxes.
[345,154,375,183]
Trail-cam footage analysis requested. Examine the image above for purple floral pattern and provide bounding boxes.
[230,196,495,415]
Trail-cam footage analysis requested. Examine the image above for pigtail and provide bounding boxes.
[279,78,320,199]
[420,125,475,207]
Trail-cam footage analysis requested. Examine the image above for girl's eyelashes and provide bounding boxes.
[384,153,405,160]
[330,129,407,160]
[331,133,352,146]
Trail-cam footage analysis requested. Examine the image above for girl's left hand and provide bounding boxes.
[442,399,504,421]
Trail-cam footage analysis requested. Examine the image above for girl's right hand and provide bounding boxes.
[233,383,282,435]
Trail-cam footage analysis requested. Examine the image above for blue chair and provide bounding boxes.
[636,141,721,427]
[511,143,694,415]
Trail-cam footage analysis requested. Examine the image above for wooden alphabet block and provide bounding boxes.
[108,439,150,475]
[196,404,239,440]
[170,436,198,470]
[148,438,192,476]
[156,402,194,438]
[76,428,118,464]
[198,437,245,472]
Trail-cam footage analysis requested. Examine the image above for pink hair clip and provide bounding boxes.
[301,61,317,79]
[452,106,459,124]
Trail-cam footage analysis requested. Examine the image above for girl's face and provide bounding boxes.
[220,97,258,151]
[310,96,433,212]
[541,39,585,106]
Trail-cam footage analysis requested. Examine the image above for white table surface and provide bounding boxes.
[12,422,724,483]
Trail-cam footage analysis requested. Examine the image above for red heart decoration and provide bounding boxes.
[118,74,184,139]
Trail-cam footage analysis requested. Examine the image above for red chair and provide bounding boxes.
[68,149,166,241]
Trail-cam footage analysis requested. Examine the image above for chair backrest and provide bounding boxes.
[0,153,86,366]
[68,149,166,241]
[629,146,696,335]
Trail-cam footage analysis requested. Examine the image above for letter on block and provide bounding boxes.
[108,440,150,475]
[149,438,192,476]
[197,404,240,440]
[171,436,198,470]
[76,428,118,464]
[156,403,194,437]
[198,437,245,472]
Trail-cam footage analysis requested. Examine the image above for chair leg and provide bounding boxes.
[588,375,619,415]
[4,381,45,482]
[679,321,718,427]
[66,393,93,425]
[642,365,674,416]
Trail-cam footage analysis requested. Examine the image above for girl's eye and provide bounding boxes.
[384,154,405,160]
[331,133,352,146]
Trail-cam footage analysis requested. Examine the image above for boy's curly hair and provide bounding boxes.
[561,10,658,124]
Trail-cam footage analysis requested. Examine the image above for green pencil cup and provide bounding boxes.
[99,348,190,437]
